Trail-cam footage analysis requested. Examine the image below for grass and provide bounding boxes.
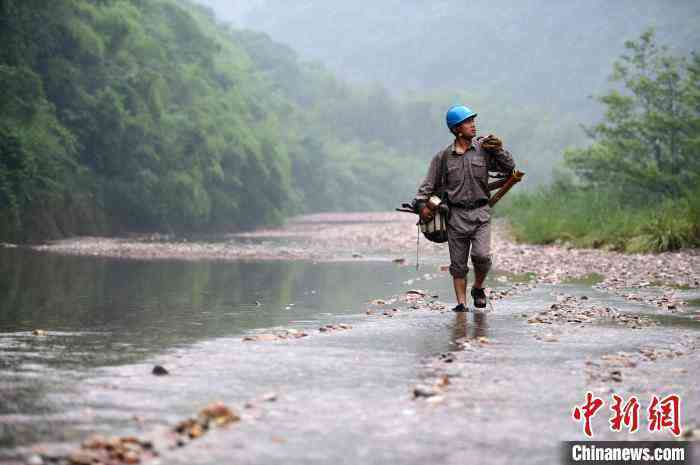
[497,185,700,253]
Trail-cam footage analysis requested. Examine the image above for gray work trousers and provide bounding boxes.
[447,218,492,279]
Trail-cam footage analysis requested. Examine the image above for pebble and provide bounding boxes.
[525,295,656,329]
[152,365,169,376]
[413,385,439,398]
[242,329,310,341]
[26,455,43,465]
[318,324,352,333]
[426,395,445,404]
[682,426,700,441]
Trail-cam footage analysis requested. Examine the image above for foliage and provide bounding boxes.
[565,30,700,201]
[500,184,699,253]
[0,0,435,241]
[500,31,699,253]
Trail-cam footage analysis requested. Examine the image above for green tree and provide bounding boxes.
[565,30,700,199]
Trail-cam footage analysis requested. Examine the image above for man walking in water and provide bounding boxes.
[414,105,515,311]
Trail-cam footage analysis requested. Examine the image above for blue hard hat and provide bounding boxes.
[446,105,477,129]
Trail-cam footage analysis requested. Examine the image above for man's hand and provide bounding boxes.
[481,134,503,154]
[419,206,434,222]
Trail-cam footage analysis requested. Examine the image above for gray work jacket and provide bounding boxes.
[415,138,515,231]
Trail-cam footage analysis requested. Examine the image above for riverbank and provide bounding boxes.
[28,212,700,311]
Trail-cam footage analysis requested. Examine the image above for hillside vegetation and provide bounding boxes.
[501,32,700,252]
[0,0,428,241]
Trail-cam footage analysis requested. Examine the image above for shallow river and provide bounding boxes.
[1,243,698,464]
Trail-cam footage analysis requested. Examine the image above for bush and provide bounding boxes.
[500,187,699,253]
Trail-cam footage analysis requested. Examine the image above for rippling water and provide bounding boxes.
[0,247,454,455]
[2,246,698,464]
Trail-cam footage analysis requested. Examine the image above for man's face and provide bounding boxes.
[455,117,477,138]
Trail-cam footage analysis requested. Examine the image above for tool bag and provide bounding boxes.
[419,205,449,243]
[419,151,450,243]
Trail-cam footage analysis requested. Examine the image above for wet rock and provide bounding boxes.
[682,426,700,441]
[68,451,95,465]
[82,435,107,449]
[600,354,637,368]
[242,329,309,341]
[435,375,450,388]
[428,301,446,311]
[174,418,198,434]
[199,401,240,426]
[534,333,559,343]
[405,289,427,297]
[152,365,169,376]
[188,423,204,439]
[123,451,141,464]
[280,328,308,339]
[26,455,43,465]
[242,333,279,342]
[319,324,352,332]
[413,385,438,398]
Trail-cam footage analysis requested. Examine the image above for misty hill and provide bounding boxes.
[198,0,700,113]
[0,0,427,241]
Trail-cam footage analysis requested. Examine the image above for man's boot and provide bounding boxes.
[471,287,487,308]
[451,303,467,313]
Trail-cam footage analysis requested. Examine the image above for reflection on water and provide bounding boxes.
[451,312,488,349]
[0,248,423,361]
[0,247,426,451]
[0,245,532,459]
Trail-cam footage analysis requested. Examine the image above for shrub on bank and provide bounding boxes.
[499,186,700,253]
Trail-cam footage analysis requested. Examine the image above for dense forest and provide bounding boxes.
[0,0,446,242]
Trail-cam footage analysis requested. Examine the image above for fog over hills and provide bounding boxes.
[195,0,699,114]
[190,1,699,189]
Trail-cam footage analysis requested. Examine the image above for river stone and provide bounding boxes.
[152,365,169,376]
[413,385,438,398]
[26,455,44,465]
